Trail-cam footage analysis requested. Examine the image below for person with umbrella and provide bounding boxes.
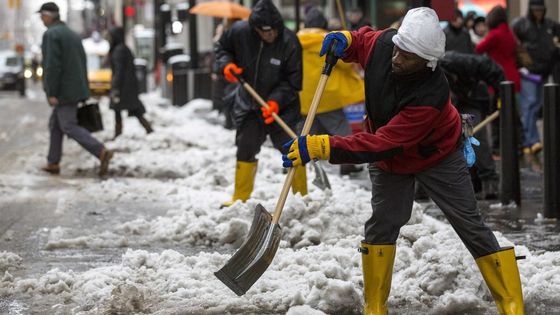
[282,7,523,314]
[214,0,307,207]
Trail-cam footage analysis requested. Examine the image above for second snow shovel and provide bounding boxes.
[229,70,331,191]
[214,45,340,296]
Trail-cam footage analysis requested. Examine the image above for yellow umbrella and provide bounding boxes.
[189,1,251,20]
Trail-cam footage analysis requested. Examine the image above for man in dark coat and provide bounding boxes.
[39,2,113,177]
[282,7,523,314]
[512,0,560,155]
[214,0,306,207]
[440,51,505,199]
[108,27,153,139]
[444,9,475,54]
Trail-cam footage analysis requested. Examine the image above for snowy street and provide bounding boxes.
[1,85,560,314]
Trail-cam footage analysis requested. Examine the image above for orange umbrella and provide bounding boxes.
[189,1,251,20]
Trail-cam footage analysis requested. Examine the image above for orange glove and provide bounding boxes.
[223,63,243,83]
[261,100,279,124]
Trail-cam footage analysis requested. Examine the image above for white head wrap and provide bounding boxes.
[392,7,445,71]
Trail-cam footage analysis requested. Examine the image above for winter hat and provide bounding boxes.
[529,0,545,9]
[37,2,59,13]
[249,0,284,32]
[392,7,445,71]
[304,7,328,30]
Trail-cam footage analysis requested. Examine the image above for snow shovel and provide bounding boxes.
[229,69,330,191]
[214,45,340,296]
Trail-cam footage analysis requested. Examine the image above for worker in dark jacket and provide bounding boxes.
[512,0,560,155]
[108,27,153,139]
[440,51,505,199]
[38,2,113,177]
[214,0,306,207]
[282,8,523,315]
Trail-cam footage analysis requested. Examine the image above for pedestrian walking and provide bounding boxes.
[297,7,364,176]
[108,27,153,139]
[214,0,307,207]
[38,2,113,177]
[476,5,523,156]
[511,0,560,156]
[440,51,505,199]
[282,7,523,315]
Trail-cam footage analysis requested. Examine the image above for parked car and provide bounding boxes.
[0,50,25,96]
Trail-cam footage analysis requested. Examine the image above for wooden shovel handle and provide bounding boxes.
[473,110,499,134]
[271,74,331,224]
[335,0,347,30]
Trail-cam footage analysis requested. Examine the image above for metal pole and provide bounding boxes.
[499,81,521,206]
[543,83,560,218]
[188,0,199,69]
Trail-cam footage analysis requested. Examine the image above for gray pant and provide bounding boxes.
[48,103,104,164]
[365,149,500,258]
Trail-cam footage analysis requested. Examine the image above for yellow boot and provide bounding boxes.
[360,242,396,315]
[475,247,524,315]
[291,165,308,196]
[221,160,258,208]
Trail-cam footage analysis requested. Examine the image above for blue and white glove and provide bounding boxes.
[319,31,352,57]
[463,136,480,167]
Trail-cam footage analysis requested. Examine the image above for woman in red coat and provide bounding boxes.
[475,5,520,92]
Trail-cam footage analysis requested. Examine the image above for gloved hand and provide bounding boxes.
[261,100,279,124]
[463,136,480,168]
[319,31,352,57]
[282,135,330,167]
[223,63,243,83]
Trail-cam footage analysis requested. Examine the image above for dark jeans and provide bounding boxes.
[365,149,500,258]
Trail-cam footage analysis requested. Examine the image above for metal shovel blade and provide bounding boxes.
[214,204,282,296]
[311,160,331,190]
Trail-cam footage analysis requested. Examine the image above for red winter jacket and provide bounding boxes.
[327,28,462,174]
[476,23,521,92]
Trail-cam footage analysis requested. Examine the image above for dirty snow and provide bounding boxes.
[1,95,559,314]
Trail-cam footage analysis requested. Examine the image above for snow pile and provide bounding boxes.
[2,96,559,314]
[0,252,22,272]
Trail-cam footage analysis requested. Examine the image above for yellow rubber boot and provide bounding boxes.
[221,161,258,208]
[475,247,524,315]
[361,242,396,315]
[291,165,308,196]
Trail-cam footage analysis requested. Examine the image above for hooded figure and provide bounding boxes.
[282,7,524,315]
[511,1,560,155]
[108,27,153,138]
[214,0,306,207]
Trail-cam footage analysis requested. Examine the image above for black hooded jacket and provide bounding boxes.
[214,0,302,128]
[512,6,560,77]
[109,27,145,114]
[440,51,505,112]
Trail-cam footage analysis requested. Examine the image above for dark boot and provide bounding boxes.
[481,178,499,200]
[41,163,60,175]
[138,116,153,134]
[98,148,114,177]
[113,122,122,140]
